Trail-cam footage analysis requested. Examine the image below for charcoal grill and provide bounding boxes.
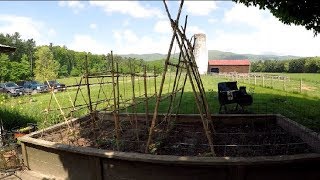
[218,81,253,113]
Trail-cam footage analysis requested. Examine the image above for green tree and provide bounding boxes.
[34,46,60,81]
[288,58,306,73]
[0,54,10,82]
[305,57,320,73]
[20,54,32,80]
[7,54,31,81]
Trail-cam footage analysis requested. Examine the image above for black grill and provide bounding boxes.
[218,81,253,113]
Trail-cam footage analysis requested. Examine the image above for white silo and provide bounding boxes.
[193,34,208,75]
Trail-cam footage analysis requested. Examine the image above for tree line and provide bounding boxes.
[2,32,319,83]
[0,32,168,83]
[251,57,320,73]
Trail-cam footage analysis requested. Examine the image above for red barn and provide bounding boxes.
[208,59,250,74]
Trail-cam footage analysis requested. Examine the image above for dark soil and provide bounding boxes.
[38,118,313,157]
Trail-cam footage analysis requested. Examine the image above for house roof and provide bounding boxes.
[0,44,16,53]
[208,59,250,66]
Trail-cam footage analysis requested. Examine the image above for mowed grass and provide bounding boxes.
[0,74,319,132]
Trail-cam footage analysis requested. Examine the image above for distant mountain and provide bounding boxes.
[119,50,301,62]
[120,53,170,61]
[208,50,300,61]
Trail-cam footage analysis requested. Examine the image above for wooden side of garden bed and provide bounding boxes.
[19,114,320,180]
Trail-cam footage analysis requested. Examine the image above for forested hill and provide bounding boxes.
[120,50,300,61]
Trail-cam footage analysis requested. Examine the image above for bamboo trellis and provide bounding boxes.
[41,51,159,149]
[145,0,215,156]
[41,0,215,156]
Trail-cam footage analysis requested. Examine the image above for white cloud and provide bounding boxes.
[68,34,108,54]
[187,26,205,35]
[58,1,85,14]
[112,29,171,54]
[223,4,267,29]
[184,1,217,16]
[0,14,56,45]
[208,18,218,24]
[208,4,320,56]
[154,20,171,34]
[154,19,205,38]
[89,1,164,19]
[122,19,130,27]
[89,23,97,30]
[48,28,57,37]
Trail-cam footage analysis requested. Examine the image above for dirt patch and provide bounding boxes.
[38,117,313,157]
[302,85,317,91]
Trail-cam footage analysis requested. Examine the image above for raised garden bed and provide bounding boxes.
[19,114,320,180]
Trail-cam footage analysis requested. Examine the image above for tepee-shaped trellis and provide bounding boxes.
[145,0,215,156]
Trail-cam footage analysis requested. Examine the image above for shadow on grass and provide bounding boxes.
[129,90,320,132]
[0,108,37,130]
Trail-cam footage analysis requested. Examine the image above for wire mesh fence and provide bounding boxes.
[214,73,320,98]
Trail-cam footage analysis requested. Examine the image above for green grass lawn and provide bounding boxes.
[0,73,319,132]
[231,73,320,98]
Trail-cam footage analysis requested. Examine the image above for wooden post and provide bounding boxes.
[262,76,265,87]
[271,76,274,88]
[300,78,302,93]
[254,75,257,85]
[283,78,286,91]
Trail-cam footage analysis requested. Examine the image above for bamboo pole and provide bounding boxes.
[85,55,93,113]
[130,61,139,141]
[73,77,83,108]
[164,15,188,129]
[169,13,215,155]
[145,0,184,153]
[154,66,157,96]
[111,51,120,150]
[46,79,71,131]
[85,54,98,141]
[116,63,120,114]
[144,65,149,126]
[174,33,215,156]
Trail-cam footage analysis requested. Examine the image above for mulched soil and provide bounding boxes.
[38,117,313,157]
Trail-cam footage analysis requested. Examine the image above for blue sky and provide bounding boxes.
[0,1,319,56]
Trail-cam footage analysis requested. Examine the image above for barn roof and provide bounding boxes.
[0,44,16,53]
[208,59,250,66]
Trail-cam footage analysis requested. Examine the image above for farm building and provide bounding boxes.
[208,59,251,74]
[0,43,16,53]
